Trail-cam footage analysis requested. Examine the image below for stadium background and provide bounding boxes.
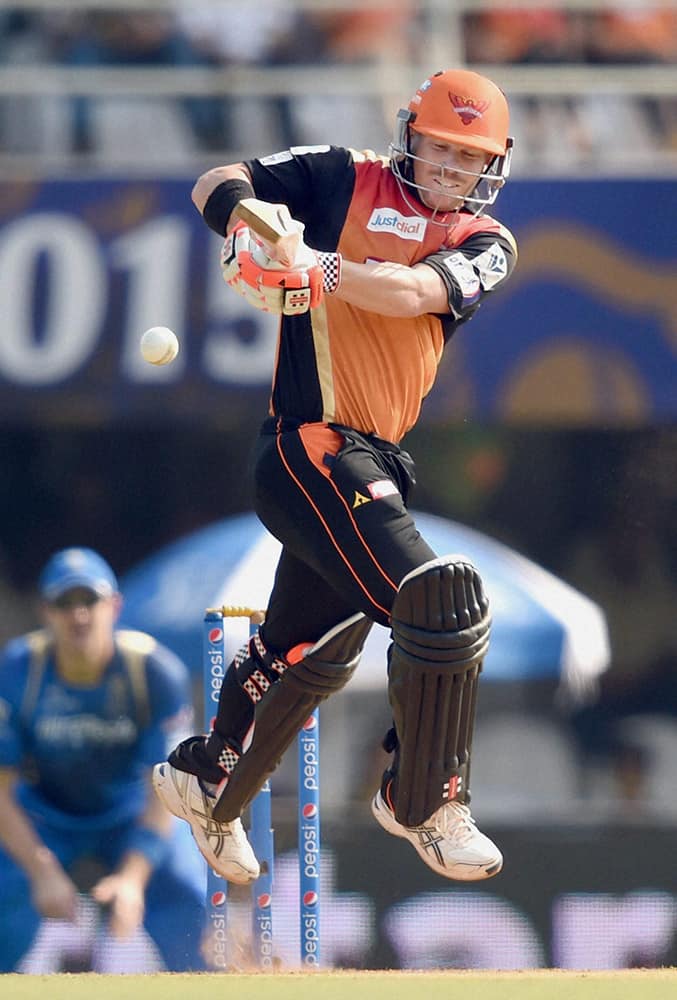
[0,0,676,970]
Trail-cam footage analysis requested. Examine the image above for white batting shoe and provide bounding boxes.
[371,788,502,881]
[153,762,260,884]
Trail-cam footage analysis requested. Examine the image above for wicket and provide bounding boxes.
[202,607,320,969]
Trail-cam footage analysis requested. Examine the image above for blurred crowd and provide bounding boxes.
[0,4,676,170]
[466,5,677,170]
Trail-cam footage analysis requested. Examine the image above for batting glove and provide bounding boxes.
[221,221,324,316]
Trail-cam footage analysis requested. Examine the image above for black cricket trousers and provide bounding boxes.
[252,418,436,655]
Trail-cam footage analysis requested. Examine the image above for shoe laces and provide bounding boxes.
[432,800,477,847]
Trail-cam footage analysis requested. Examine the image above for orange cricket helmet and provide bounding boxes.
[390,68,514,220]
[407,69,510,157]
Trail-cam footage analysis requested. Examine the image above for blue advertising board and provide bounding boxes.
[0,177,674,426]
[430,178,677,426]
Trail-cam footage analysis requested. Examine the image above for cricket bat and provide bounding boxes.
[234,198,302,268]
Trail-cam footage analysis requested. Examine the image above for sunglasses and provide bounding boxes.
[49,592,102,611]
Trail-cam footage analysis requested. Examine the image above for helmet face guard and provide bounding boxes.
[390,109,513,216]
[389,70,514,221]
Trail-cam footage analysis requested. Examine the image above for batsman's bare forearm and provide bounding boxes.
[192,162,253,228]
[333,259,450,317]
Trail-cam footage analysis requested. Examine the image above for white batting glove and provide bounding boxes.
[252,220,343,294]
[221,221,323,315]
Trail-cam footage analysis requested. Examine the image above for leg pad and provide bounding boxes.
[213,614,372,821]
[386,556,490,826]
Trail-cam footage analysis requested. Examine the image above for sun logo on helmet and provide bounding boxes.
[448,94,490,126]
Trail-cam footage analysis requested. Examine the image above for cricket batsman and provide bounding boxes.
[154,68,517,884]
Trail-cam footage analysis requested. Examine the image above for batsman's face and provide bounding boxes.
[411,133,491,212]
[43,588,120,657]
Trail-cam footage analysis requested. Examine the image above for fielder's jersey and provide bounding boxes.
[247,145,517,443]
[0,629,192,830]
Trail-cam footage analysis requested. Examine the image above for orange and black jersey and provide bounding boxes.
[246,145,517,444]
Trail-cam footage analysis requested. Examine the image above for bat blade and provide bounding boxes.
[235,198,301,267]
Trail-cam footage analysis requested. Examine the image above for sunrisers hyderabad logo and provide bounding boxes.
[448,93,490,125]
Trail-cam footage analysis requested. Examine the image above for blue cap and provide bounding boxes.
[39,548,119,602]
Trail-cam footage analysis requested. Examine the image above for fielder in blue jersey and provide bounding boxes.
[0,547,207,972]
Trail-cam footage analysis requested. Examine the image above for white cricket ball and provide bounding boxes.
[140,326,180,366]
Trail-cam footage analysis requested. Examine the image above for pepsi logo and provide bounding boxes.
[302,803,317,819]
[257,893,272,908]
[303,715,318,731]
[303,891,318,907]
[209,628,224,643]
[211,891,227,906]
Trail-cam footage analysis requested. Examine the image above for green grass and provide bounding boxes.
[3,970,677,1000]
